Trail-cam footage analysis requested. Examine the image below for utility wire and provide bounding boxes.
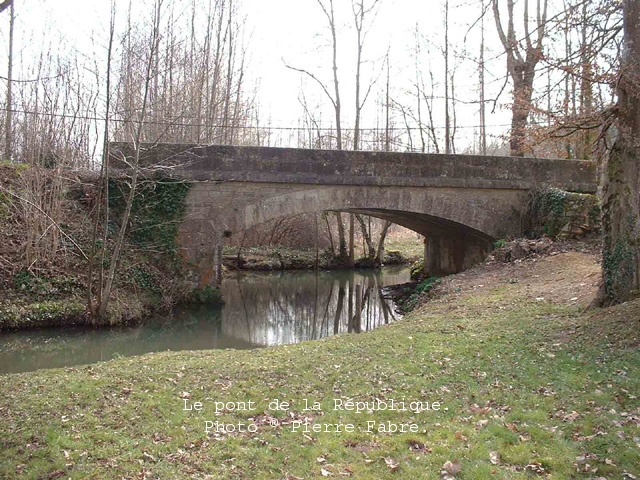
[0,106,529,132]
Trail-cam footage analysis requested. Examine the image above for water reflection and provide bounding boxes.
[0,266,409,374]
[221,267,408,346]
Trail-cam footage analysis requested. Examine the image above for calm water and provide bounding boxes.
[0,266,410,374]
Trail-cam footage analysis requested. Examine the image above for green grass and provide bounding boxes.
[384,235,424,262]
[0,282,638,479]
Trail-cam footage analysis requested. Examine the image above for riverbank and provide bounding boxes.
[385,235,604,314]
[0,163,222,331]
[222,244,415,272]
[1,250,638,479]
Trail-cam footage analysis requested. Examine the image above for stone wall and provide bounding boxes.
[529,189,601,239]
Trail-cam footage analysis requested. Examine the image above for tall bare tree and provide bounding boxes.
[3,0,14,160]
[444,0,452,154]
[87,0,116,317]
[492,0,549,156]
[285,0,349,259]
[98,0,163,317]
[352,0,381,151]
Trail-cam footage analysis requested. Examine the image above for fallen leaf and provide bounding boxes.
[384,457,400,471]
[339,466,354,477]
[442,459,461,475]
[489,451,500,465]
[454,431,468,441]
[563,411,580,422]
[519,433,531,442]
[142,452,156,462]
[469,404,492,415]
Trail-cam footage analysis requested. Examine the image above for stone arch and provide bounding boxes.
[178,182,529,285]
[231,184,526,241]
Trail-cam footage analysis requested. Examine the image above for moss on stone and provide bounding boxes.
[530,188,600,239]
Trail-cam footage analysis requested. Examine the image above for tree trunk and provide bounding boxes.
[87,1,115,317]
[355,214,375,259]
[335,211,347,259]
[326,0,342,150]
[444,0,451,154]
[324,213,335,255]
[492,0,548,157]
[510,75,533,157]
[98,0,161,318]
[374,221,392,265]
[600,0,640,304]
[4,0,14,160]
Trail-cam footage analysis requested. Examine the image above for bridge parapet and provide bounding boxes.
[110,143,597,193]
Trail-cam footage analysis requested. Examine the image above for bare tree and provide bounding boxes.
[492,0,549,156]
[3,0,13,160]
[87,1,116,317]
[286,0,343,150]
[285,0,350,259]
[99,0,163,317]
[479,0,487,155]
[352,0,382,151]
[113,0,255,146]
[444,0,452,154]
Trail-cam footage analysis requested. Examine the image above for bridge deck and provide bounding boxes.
[110,143,597,194]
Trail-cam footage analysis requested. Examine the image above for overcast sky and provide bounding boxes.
[1,0,580,152]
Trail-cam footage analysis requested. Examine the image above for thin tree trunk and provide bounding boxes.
[4,0,14,160]
[327,0,342,150]
[88,1,115,317]
[335,211,347,259]
[385,53,391,152]
[479,0,487,155]
[374,220,392,265]
[355,214,375,260]
[578,0,594,160]
[98,0,162,318]
[444,0,451,154]
[324,213,335,254]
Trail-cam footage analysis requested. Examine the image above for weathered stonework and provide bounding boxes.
[110,143,598,283]
[530,189,601,239]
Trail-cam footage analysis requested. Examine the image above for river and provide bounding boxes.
[0,266,411,374]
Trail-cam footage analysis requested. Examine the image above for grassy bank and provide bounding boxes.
[0,252,638,479]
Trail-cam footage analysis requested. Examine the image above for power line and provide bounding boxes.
[0,106,518,132]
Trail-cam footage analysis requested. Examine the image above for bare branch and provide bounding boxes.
[283,62,337,109]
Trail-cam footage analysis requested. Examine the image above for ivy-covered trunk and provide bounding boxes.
[600,0,640,304]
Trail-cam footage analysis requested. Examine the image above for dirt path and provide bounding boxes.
[439,251,602,308]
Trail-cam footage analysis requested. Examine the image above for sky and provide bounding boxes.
[0,0,579,153]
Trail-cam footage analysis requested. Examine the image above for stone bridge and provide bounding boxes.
[110,143,597,286]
